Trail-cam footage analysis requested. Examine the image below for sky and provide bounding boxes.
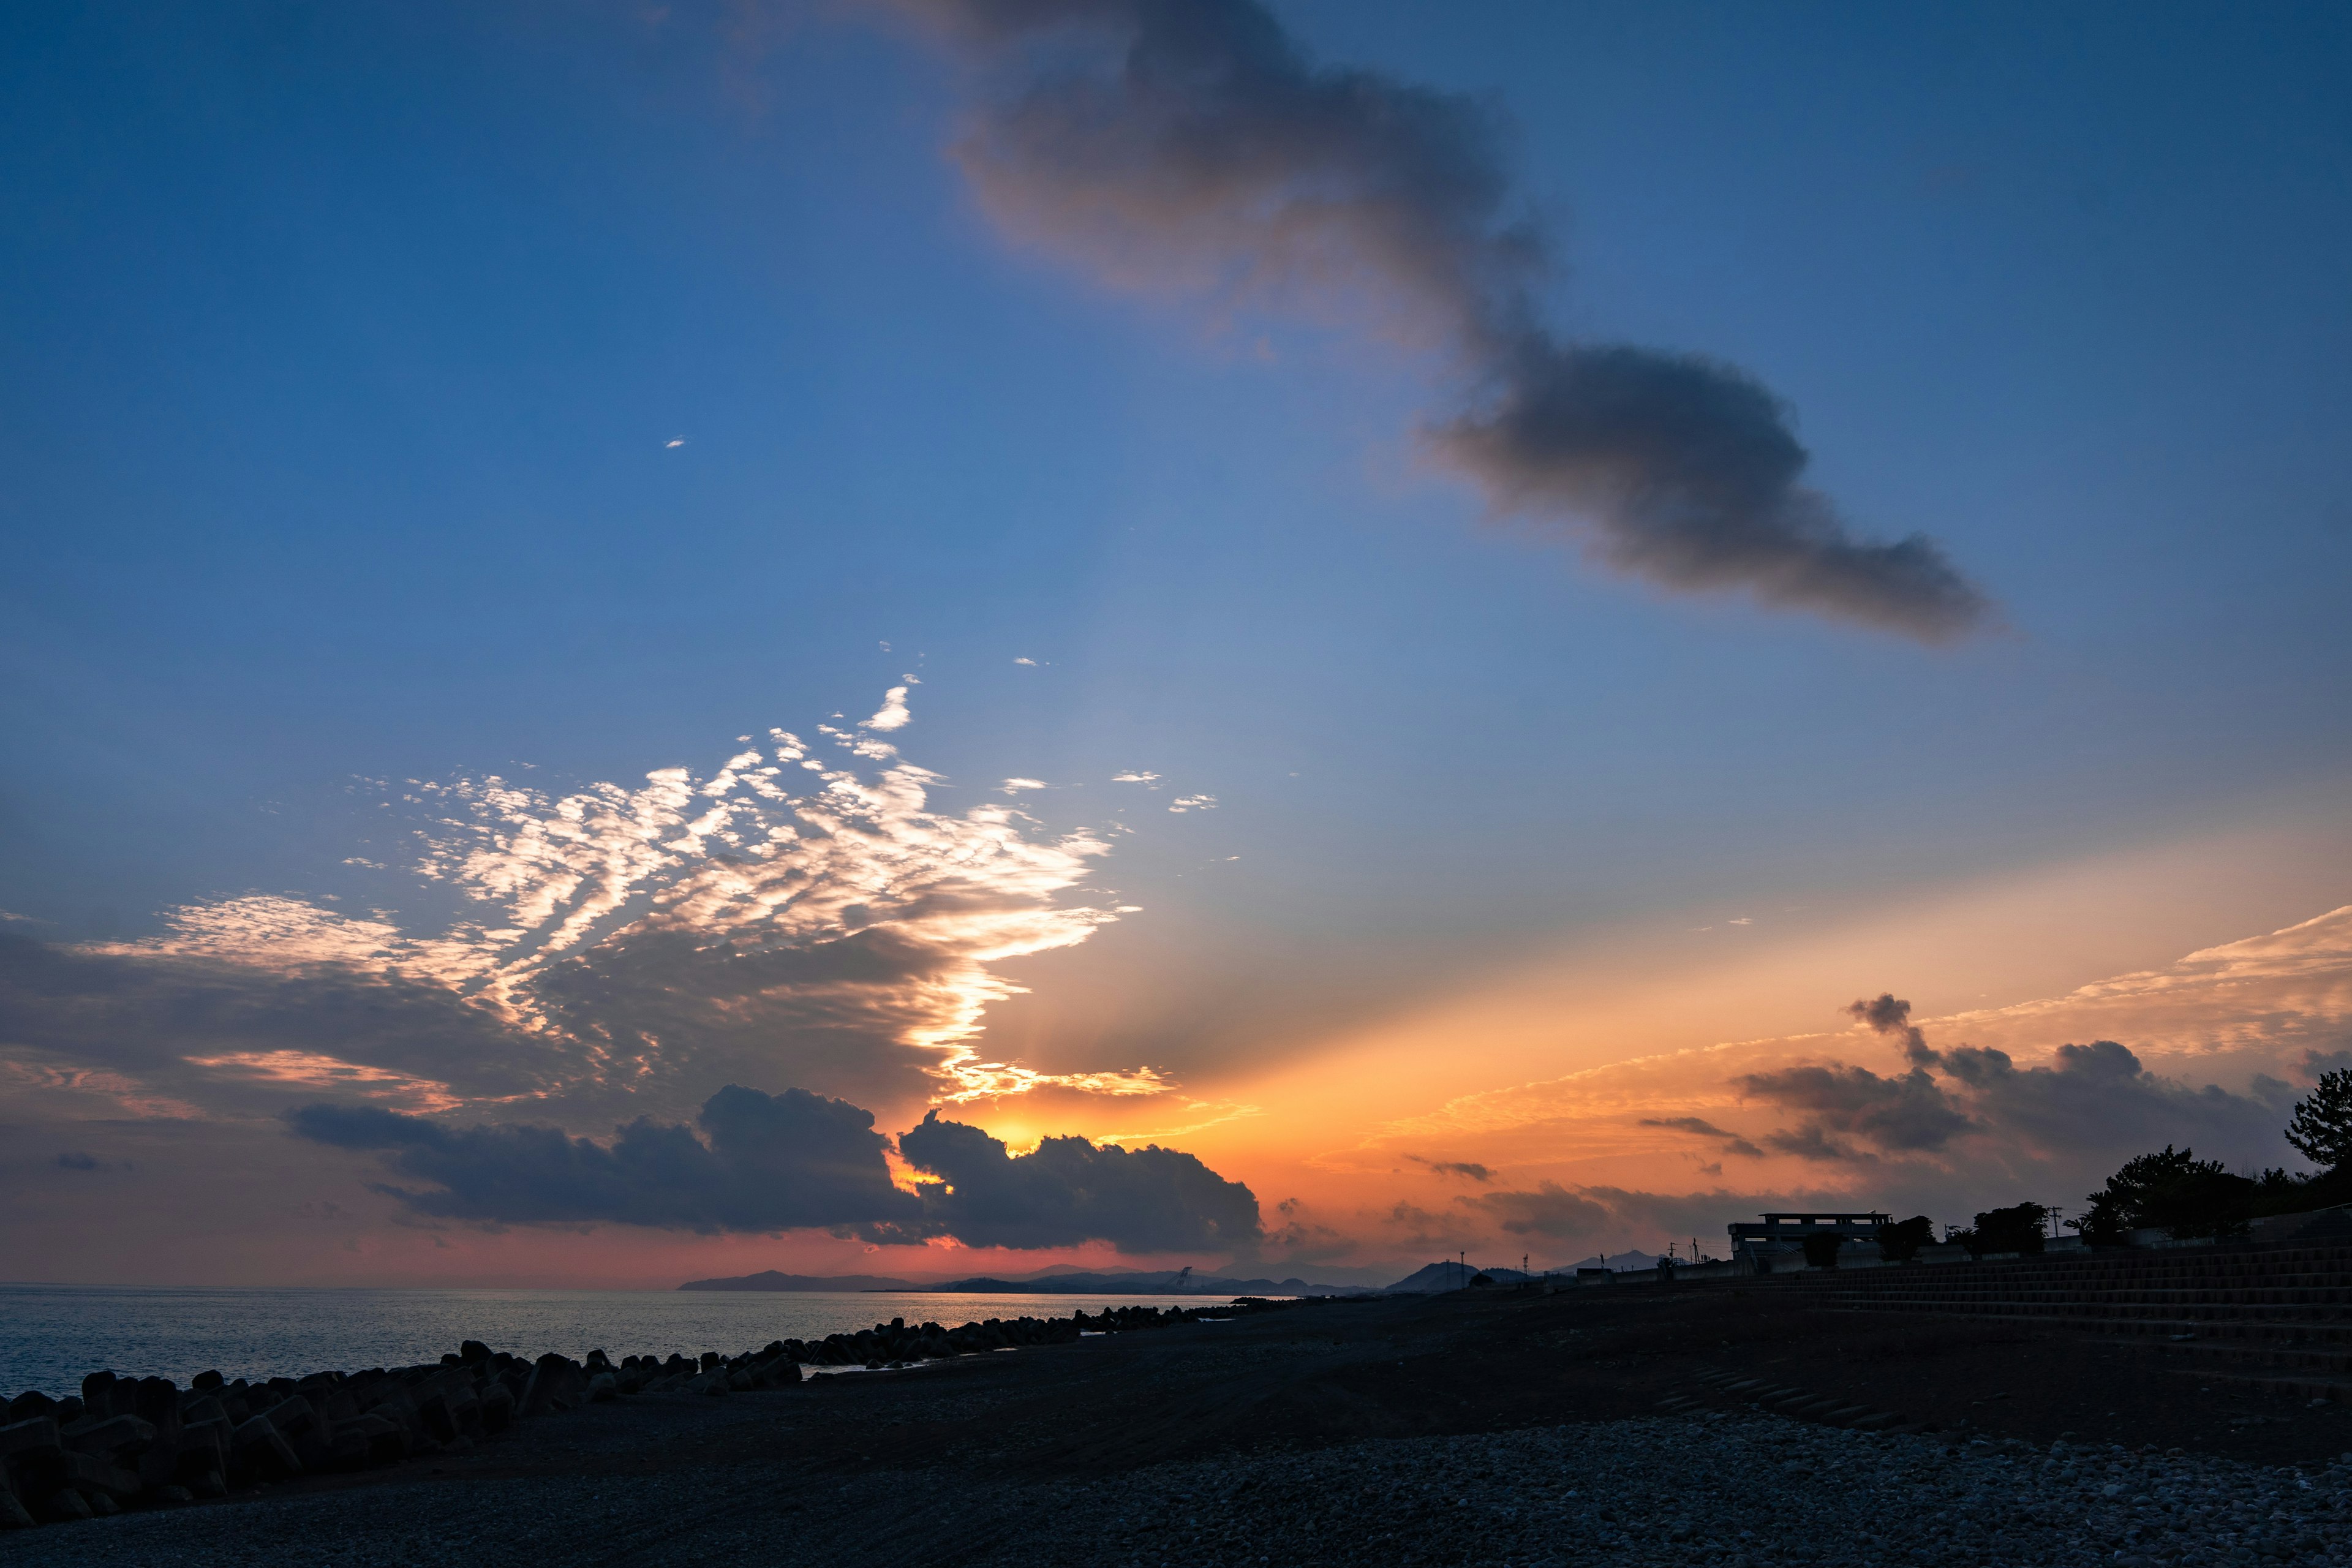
[2,0,2348,1288]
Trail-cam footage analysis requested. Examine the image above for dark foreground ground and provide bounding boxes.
[15,1280,2352,1567]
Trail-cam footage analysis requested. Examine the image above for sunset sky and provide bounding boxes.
[4,1,2349,1288]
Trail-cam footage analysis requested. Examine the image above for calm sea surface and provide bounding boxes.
[0,1284,1257,1398]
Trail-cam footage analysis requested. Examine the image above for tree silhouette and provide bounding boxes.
[2286,1069,2352,1172]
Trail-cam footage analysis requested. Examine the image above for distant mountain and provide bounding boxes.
[1381,1256,1667,1292]
[677,1270,918,1292]
[1384,1262,1534,1293]
[923,1269,1374,1296]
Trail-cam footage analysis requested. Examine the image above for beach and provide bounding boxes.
[8,1281,2352,1565]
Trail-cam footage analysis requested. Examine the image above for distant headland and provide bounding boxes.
[676,1266,1378,1295]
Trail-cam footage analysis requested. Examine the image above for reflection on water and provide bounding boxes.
[0,1284,1260,1396]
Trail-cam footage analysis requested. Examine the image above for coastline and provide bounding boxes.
[6,1283,2351,1564]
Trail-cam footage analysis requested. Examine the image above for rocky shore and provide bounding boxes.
[4,1281,2349,1565]
[0,1299,1249,1531]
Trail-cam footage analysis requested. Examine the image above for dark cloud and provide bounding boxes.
[880,0,1989,639]
[2302,1049,2352,1081]
[1735,1058,1974,1159]
[1407,1155,1493,1182]
[898,1111,1263,1252]
[1935,1039,2285,1161]
[1734,998,2291,1169]
[1845,992,1936,1068]
[55,1151,99,1171]
[287,1085,921,1234]
[286,1087,1263,1253]
[1637,1115,1765,1159]
[1460,1181,1613,1241]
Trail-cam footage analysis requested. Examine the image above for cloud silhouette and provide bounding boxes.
[286,1087,1263,1252]
[899,1110,1263,1251]
[1735,1059,1975,1160]
[1637,1115,1765,1160]
[1738,1003,2288,1166]
[876,0,1989,639]
[1461,1180,1614,1240]
[287,1085,921,1233]
[1408,1155,1494,1182]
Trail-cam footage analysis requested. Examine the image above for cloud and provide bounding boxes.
[1110,771,1160,784]
[861,685,913,731]
[1406,1154,1492,1182]
[875,0,1988,639]
[1000,777,1049,794]
[1168,794,1216,813]
[56,1151,100,1171]
[1637,1115,1764,1159]
[1459,1181,1615,1240]
[1845,990,1936,1067]
[897,1109,1264,1251]
[1736,1017,2288,1169]
[287,1085,922,1233]
[0,696,1160,1128]
[1734,1058,1975,1158]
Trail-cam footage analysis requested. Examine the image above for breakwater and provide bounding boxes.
[0,1298,1280,1531]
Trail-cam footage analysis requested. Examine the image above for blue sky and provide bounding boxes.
[3,1,2348,1284]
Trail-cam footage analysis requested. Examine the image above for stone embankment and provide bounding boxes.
[0,1299,1260,1530]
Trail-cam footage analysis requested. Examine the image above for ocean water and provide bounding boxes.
[0,1284,1257,1398]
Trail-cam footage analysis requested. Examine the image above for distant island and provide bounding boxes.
[676,1265,1374,1295]
[676,1260,1642,1294]
[677,1270,919,1292]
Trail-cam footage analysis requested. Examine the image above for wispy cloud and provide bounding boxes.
[1,690,1167,1128]
[1168,794,1216,813]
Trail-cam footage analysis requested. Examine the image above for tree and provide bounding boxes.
[2286,1069,2352,1172]
[1874,1215,1936,1262]
[2075,1145,2255,1242]
[1945,1202,2048,1257]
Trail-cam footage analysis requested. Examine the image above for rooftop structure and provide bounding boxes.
[1727,1212,1890,1261]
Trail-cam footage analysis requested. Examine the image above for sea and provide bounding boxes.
[0,1284,1260,1399]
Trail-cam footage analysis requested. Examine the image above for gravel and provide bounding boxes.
[984,1414,2352,1567]
[10,1411,2351,1566]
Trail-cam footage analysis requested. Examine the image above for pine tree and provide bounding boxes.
[2286,1069,2352,1172]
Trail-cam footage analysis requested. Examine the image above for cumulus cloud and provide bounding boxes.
[874,0,1988,639]
[897,1110,1263,1251]
[1734,1058,1974,1161]
[287,1084,1261,1252]
[287,1085,920,1233]
[861,686,914,731]
[1845,991,1936,1067]
[1737,993,2286,1167]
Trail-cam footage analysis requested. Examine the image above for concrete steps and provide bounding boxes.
[1792,1240,2352,1401]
